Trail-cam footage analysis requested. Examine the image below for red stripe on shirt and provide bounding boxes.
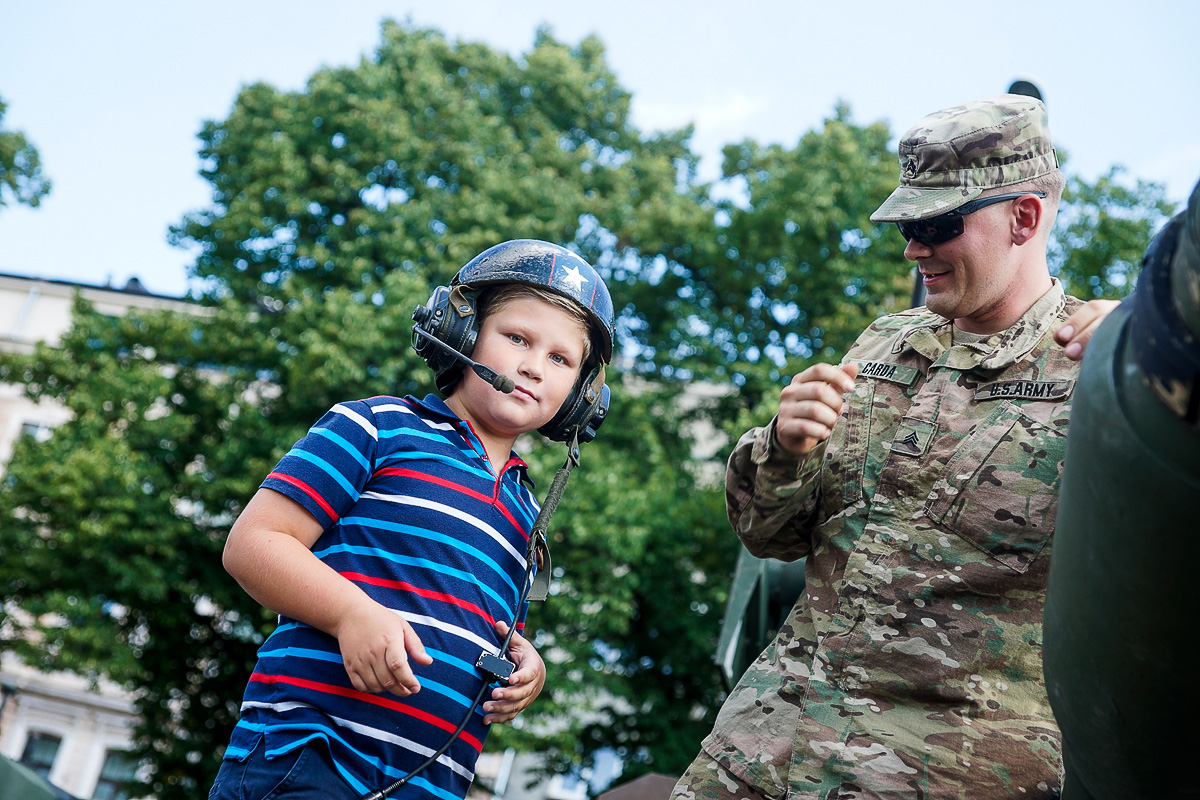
[267,472,339,522]
[373,467,528,539]
[248,672,483,752]
[340,572,496,627]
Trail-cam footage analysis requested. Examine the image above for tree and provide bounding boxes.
[521,105,918,782]
[1050,164,1176,299]
[0,21,710,798]
[0,21,1178,797]
[611,103,913,449]
[0,95,51,210]
[487,382,735,783]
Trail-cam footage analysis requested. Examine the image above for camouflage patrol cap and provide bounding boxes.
[871,94,1060,222]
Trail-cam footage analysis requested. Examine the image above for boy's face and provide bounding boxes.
[448,295,588,444]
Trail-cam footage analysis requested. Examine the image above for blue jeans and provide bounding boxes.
[207,737,359,800]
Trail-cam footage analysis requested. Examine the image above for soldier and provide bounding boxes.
[671,96,1116,800]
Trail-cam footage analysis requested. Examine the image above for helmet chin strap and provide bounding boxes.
[360,430,581,800]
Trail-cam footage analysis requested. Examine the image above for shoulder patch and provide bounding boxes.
[974,380,1074,401]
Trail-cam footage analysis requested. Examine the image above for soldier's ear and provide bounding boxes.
[1011,194,1044,246]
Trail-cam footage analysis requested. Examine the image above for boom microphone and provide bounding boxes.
[469,362,516,394]
[413,327,516,394]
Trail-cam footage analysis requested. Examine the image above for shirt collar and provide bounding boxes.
[899,280,1066,370]
[406,392,461,422]
[406,393,533,478]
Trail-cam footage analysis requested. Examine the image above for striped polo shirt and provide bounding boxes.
[224,394,539,798]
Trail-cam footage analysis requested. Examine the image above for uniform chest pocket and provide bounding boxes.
[924,401,1067,573]
[822,378,876,513]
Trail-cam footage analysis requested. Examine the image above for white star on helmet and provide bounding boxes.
[560,264,589,293]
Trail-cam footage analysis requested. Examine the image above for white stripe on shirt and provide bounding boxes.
[239,700,475,781]
[333,403,379,440]
[361,491,527,566]
[397,609,501,656]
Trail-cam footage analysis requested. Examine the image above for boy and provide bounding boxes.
[209,239,615,800]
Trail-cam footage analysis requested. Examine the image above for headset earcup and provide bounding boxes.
[578,383,610,443]
[412,285,480,394]
[539,366,607,443]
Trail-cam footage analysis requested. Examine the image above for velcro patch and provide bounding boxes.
[889,417,937,457]
[853,360,919,386]
[974,380,1074,402]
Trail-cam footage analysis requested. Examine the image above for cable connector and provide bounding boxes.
[476,651,515,684]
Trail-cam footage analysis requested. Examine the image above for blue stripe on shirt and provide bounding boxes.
[228,394,536,795]
[314,542,517,613]
[330,520,522,602]
[310,427,372,471]
[284,448,361,500]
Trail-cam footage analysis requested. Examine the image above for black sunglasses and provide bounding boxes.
[896,191,1047,246]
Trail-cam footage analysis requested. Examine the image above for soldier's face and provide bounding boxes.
[903,202,1025,334]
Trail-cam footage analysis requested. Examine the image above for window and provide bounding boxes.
[92,750,138,800]
[19,730,61,780]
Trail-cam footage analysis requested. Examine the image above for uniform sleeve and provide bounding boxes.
[261,400,380,529]
[724,418,826,561]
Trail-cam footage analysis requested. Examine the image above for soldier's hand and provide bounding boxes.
[775,362,859,455]
[1054,299,1119,361]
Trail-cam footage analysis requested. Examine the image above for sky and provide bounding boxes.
[1,1,1197,298]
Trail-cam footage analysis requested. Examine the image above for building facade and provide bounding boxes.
[0,272,191,799]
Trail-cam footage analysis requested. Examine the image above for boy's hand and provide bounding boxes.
[336,599,433,697]
[776,362,859,454]
[483,621,546,725]
[1054,299,1119,361]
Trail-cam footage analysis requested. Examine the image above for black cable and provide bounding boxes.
[359,678,491,800]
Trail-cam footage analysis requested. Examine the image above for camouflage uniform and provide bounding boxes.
[676,96,1080,800]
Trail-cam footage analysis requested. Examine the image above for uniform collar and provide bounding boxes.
[899,280,1066,371]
